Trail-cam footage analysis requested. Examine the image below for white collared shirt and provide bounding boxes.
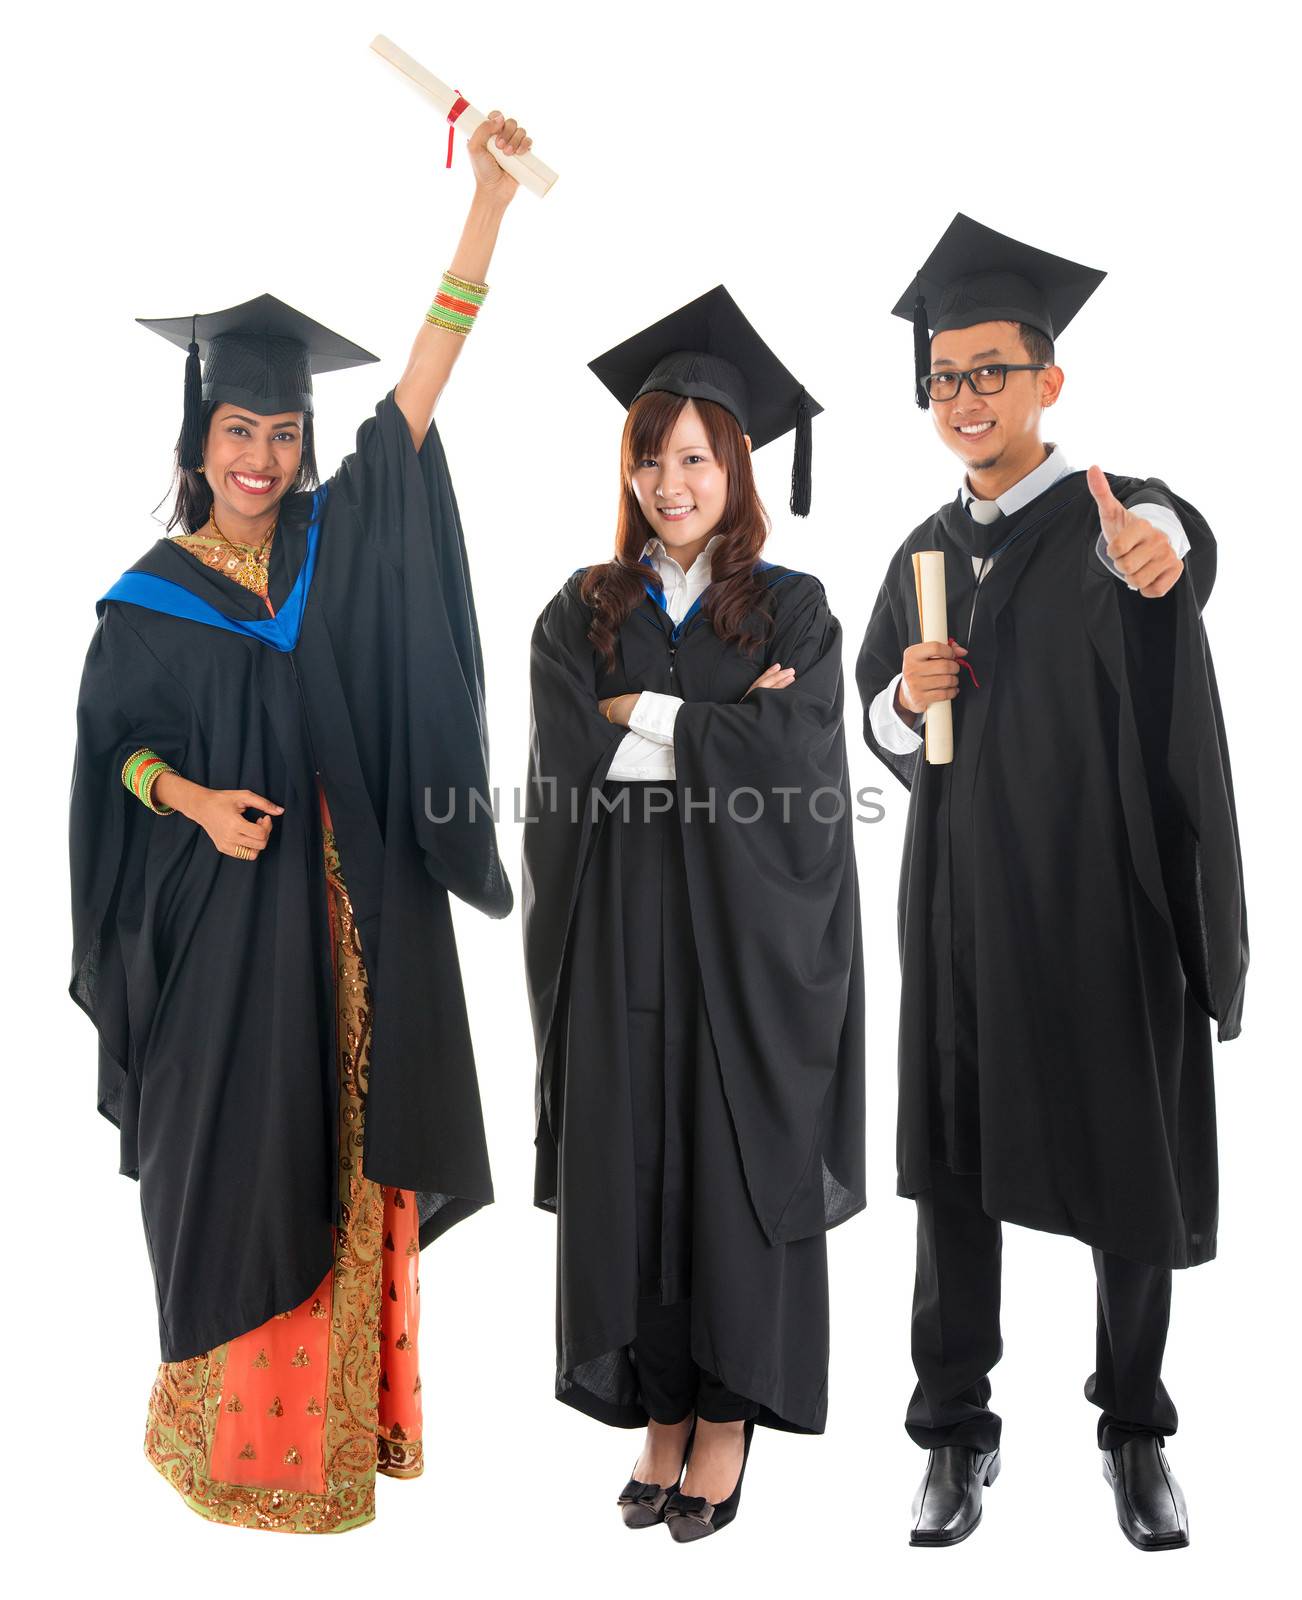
[605,533,724,780]
[869,446,1192,755]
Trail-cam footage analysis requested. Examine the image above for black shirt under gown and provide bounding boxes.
[523,562,866,1432]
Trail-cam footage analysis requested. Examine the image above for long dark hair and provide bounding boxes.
[163,401,320,533]
[580,391,774,671]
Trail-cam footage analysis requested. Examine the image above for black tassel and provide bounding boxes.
[912,280,930,410]
[178,314,204,471]
[789,386,812,517]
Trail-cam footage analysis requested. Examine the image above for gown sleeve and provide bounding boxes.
[670,576,866,1243]
[69,605,193,1150]
[1082,476,1248,1041]
[318,390,511,917]
[521,575,629,1126]
[672,575,843,779]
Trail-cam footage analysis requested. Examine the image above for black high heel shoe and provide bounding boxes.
[617,1420,696,1529]
[664,1417,755,1542]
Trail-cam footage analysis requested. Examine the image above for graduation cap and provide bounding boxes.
[138,293,380,470]
[587,285,822,516]
[893,214,1107,409]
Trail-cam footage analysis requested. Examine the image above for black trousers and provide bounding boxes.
[907,1164,1178,1452]
[634,1296,759,1424]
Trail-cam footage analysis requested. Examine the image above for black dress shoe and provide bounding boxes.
[909,1445,1001,1546]
[664,1418,755,1542]
[617,1422,695,1528]
[1102,1437,1189,1551]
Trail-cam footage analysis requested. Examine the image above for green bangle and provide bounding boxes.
[122,747,176,815]
[141,764,175,816]
[427,269,489,338]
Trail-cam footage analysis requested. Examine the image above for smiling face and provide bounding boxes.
[628,400,751,568]
[928,321,1064,491]
[203,404,304,535]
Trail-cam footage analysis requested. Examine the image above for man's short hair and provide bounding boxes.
[1017,323,1055,367]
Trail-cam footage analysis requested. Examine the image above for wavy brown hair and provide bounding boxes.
[580,392,776,671]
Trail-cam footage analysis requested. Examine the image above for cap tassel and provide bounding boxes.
[912,280,930,411]
[789,386,812,517]
[179,314,204,472]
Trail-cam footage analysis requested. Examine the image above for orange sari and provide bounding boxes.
[142,534,422,1532]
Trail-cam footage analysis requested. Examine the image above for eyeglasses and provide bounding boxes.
[920,363,1047,403]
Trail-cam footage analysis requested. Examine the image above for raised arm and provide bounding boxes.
[394,110,533,450]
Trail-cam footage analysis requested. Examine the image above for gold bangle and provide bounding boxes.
[425,311,473,338]
[443,270,489,296]
[142,767,176,816]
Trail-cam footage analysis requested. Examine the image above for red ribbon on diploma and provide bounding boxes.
[948,637,980,689]
[446,92,470,168]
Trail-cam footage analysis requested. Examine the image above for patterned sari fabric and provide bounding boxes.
[142,535,423,1532]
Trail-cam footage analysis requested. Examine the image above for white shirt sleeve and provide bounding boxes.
[606,731,675,781]
[869,672,924,755]
[604,691,682,781]
[1095,500,1190,584]
[625,690,683,746]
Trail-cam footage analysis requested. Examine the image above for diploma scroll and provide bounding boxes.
[370,35,559,198]
[911,551,953,765]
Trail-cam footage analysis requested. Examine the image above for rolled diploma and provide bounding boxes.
[912,551,953,765]
[370,35,559,198]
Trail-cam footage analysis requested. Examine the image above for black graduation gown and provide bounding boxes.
[855,470,1247,1270]
[523,563,865,1432]
[69,391,512,1361]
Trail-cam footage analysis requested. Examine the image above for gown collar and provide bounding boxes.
[637,531,724,636]
[98,488,325,651]
[942,462,1086,561]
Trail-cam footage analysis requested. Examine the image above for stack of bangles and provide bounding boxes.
[427,269,489,336]
[122,747,176,815]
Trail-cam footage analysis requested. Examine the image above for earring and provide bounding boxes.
[197,465,205,474]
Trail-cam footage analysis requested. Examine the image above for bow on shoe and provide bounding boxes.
[618,1479,668,1509]
[665,1490,715,1525]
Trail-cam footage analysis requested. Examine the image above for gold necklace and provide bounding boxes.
[209,508,276,589]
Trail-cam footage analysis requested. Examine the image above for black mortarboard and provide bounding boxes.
[893,214,1107,409]
[138,293,379,469]
[587,285,822,516]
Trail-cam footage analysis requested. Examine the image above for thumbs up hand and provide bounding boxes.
[1087,465,1184,598]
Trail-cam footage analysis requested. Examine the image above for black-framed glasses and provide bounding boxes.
[920,363,1047,403]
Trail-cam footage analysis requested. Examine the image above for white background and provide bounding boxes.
[5,0,1295,1594]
